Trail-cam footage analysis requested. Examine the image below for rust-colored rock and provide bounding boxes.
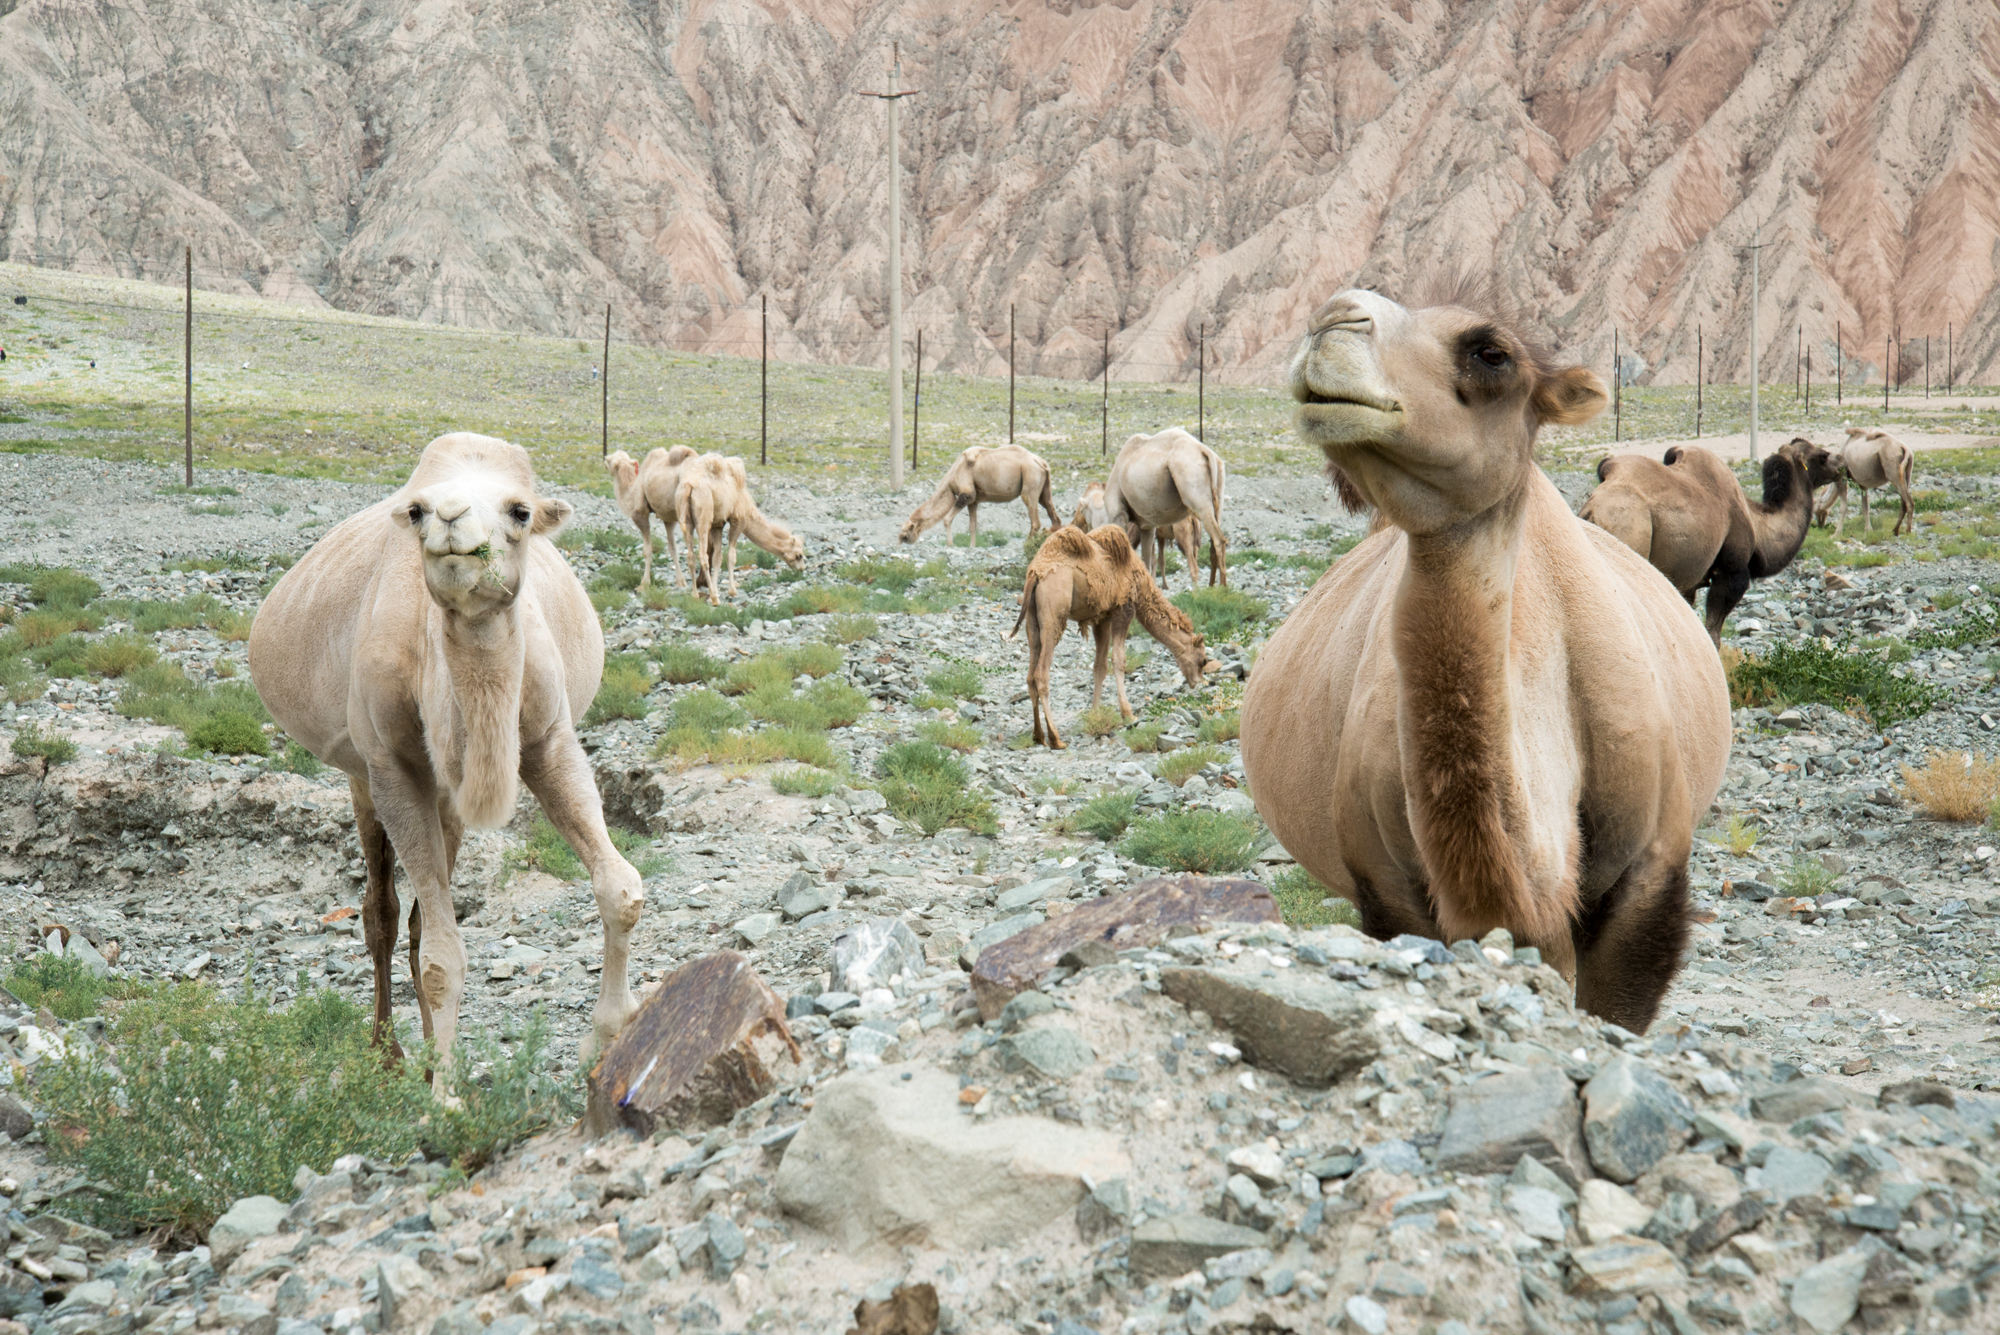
[848,1283,939,1335]
[969,875,1278,1020]
[585,951,800,1139]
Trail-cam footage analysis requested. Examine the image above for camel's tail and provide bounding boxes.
[1038,462,1059,525]
[1007,574,1039,641]
[1208,450,1226,519]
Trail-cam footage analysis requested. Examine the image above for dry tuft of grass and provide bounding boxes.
[1900,749,2000,821]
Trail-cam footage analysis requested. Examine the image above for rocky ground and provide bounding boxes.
[0,450,1995,1333]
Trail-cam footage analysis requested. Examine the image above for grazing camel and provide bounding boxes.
[1008,525,1219,749]
[605,445,697,590]
[1815,426,1915,537]
[1079,480,1204,581]
[249,433,643,1088]
[1240,283,1729,1032]
[1102,428,1228,588]
[677,453,805,605]
[1581,438,1839,646]
[900,444,1061,546]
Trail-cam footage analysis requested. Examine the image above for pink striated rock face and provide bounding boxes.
[2,0,1995,383]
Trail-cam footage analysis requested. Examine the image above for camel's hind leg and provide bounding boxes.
[1894,454,1914,536]
[968,503,980,549]
[1859,487,1872,537]
[521,731,644,1063]
[352,778,405,1060]
[1702,568,1751,646]
[1177,526,1199,591]
[636,513,654,591]
[1103,608,1136,721]
[724,522,741,599]
[1572,858,1692,1033]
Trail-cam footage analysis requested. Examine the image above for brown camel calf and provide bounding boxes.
[1007,526,1217,749]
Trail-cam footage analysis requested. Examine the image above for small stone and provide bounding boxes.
[634,1243,679,1283]
[1128,1215,1268,1280]
[996,876,1069,912]
[1225,1173,1262,1212]
[1566,1237,1682,1295]
[1509,1152,1577,1206]
[65,934,109,979]
[1876,1078,1955,1110]
[209,1195,288,1271]
[1582,1055,1691,1183]
[959,912,1045,972]
[1343,1294,1389,1335]
[1748,1077,1859,1123]
[731,912,783,947]
[618,1219,662,1262]
[217,1296,275,1335]
[1074,1178,1131,1241]
[1682,1195,1767,1254]
[777,871,841,921]
[1436,1067,1591,1187]
[1505,1185,1567,1241]
[376,1255,434,1329]
[996,1027,1095,1079]
[1755,1145,1831,1205]
[1158,965,1382,1086]
[1577,1179,1653,1243]
[0,1096,33,1142]
[1202,1248,1274,1283]
[833,918,925,994]
[1789,1248,1867,1333]
[1225,1145,1285,1189]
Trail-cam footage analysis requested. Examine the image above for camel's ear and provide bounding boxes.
[392,498,421,528]
[532,498,573,536]
[1532,366,1607,426]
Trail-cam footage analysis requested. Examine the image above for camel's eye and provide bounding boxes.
[406,504,424,525]
[1476,345,1509,368]
[509,504,531,525]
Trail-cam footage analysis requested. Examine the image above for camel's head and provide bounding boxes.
[397,470,571,617]
[1156,600,1225,685]
[1289,281,1606,534]
[1073,482,1110,530]
[769,525,807,570]
[1781,437,1841,489]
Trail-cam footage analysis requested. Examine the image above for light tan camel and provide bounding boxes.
[1072,482,1111,530]
[1581,439,1839,646]
[605,445,697,590]
[900,444,1061,545]
[1007,525,1219,749]
[1103,428,1228,588]
[1814,426,1915,536]
[1240,283,1729,1032]
[249,433,643,1088]
[1077,480,1202,580]
[676,453,805,605]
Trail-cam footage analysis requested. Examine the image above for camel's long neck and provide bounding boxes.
[738,503,787,551]
[1391,482,1550,940]
[1130,579,1196,664]
[1749,456,1812,566]
[436,604,525,829]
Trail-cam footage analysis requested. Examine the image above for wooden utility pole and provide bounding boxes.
[1741,230,1766,460]
[759,294,768,466]
[1805,344,1811,415]
[183,244,193,487]
[1696,325,1703,438]
[1949,323,1954,391]
[1007,303,1015,443]
[860,43,919,489]
[1925,336,1930,398]
[1795,324,1802,400]
[1612,328,1620,442]
[1836,322,1843,405]
[1885,334,1891,411]
[912,328,921,468]
[1101,330,1109,458]
[1197,322,1205,443]
[601,303,610,457]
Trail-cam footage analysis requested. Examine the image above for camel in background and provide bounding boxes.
[1582,438,1839,646]
[1103,428,1228,588]
[1076,480,1201,580]
[249,434,644,1088]
[1241,282,1728,1032]
[900,444,1061,546]
[1008,525,1218,749]
[676,453,805,605]
[605,445,697,590]
[1815,426,1916,537]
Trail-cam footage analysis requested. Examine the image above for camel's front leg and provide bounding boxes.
[350,777,405,1060]
[1021,493,1038,534]
[967,503,980,549]
[361,761,464,1095]
[1107,610,1135,721]
[1089,623,1111,711]
[636,514,654,591]
[522,728,643,1061]
[1860,488,1873,537]
[725,522,742,598]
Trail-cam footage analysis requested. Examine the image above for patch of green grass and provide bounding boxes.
[592,562,642,593]
[1268,866,1361,928]
[1156,743,1227,787]
[584,653,652,725]
[925,661,986,700]
[30,633,90,679]
[0,564,101,610]
[557,525,639,554]
[839,556,947,591]
[1124,723,1164,753]
[653,688,839,767]
[13,608,98,646]
[1727,639,1945,726]
[877,741,997,836]
[770,766,844,798]
[157,483,239,498]
[654,644,724,684]
[721,645,843,695]
[9,722,76,767]
[126,593,226,634]
[1078,705,1126,738]
[166,552,262,573]
[117,660,273,738]
[34,981,576,1236]
[1197,711,1241,743]
[1911,490,1956,513]
[1068,789,1137,841]
[5,951,136,1020]
[1022,530,1050,562]
[744,677,869,730]
[824,613,879,645]
[81,634,157,677]
[775,584,869,617]
[184,712,271,756]
[1171,587,1268,642]
[948,531,1012,548]
[1119,810,1261,874]
[1706,812,1760,856]
[917,718,981,752]
[510,815,670,881]
[1779,856,1839,899]
[1910,605,2000,651]
[281,740,324,776]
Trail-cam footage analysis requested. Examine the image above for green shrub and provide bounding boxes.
[777,585,868,616]
[1120,810,1261,874]
[584,653,651,725]
[128,594,221,634]
[878,742,996,836]
[840,556,944,591]
[14,608,97,646]
[1779,856,1839,899]
[510,815,669,882]
[5,951,132,1021]
[655,645,724,683]
[1156,743,1227,787]
[1070,790,1137,841]
[0,564,100,611]
[281,741,324,777]
[667,689,749,736]
[925,662,986,700]
[82,634,157,678]
[1269,866,1361,928]
[1197,711,1241,743]
[1078,705,1126,738]
[722,646,843,696]
[1910,605,2000,650]
[593,562,642,592]
[949,532,1011,549]
[744,679,866,731]
[825,614,879,645]
[917,719,981,752]
[771,767,844,798]
[31,633,90,679]
[1727,639,1944,726]
[1911,490,1955,513]
[185,711,272,756]
[557,526,638,554]
[119,661,272,737]
[1124,723,1164,753]
[34,982,575,1236]
[1022,530,1050,561]
[9,720,77,764]
[1171,587,1268,642]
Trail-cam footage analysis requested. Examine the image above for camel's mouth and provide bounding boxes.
[1293,386,1402,413]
